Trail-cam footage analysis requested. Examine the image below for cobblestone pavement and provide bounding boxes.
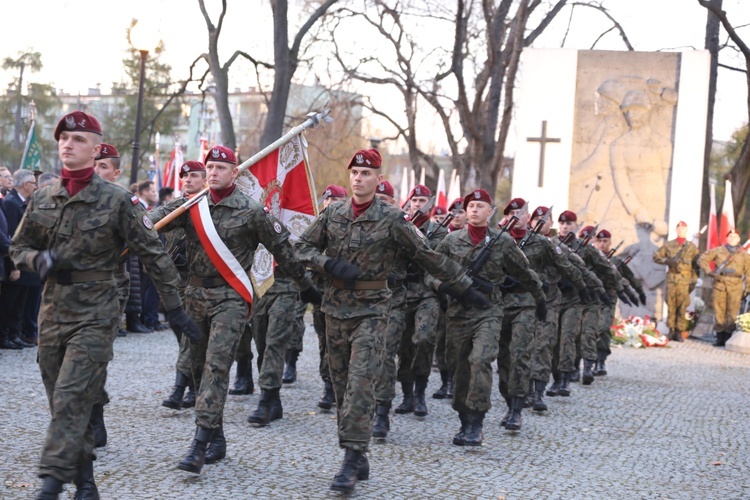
[2,318,750,499]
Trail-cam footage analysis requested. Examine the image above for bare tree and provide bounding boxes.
[3,51,42,149]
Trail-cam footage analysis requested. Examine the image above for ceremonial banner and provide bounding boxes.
[719,179,735,246]
[708,183,719,250]
[236,134,318,296]
[21,120,41,171]
[436,169,448,210]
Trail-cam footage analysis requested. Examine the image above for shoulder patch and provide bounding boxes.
[131,195,139,205]
[273,221,283,234]
[142,215,153,230]
[556,245,562,255]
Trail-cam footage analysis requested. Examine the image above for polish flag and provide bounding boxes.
[719,179,735,246]
[436,169,448,210]
[448,171,461,204]
[198,135,209,161]
[707,183,719,250]
[399,168,409,209]
[162,143,183,197]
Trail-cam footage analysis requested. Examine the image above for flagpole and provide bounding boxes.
[152,105,332,231]
[20,101,36,170]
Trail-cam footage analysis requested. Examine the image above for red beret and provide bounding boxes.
[532,206,549,218]
[448,198,463,211]
[347,148,382,169]
[503,197,526,215]
[96,143,119,159]
[579,225,596,238]
[322,184,348,200]
[676,221,687,227]
[432,206,447,216]
[204,145,237,165]
[180,161,206,178]
[558,210,577,223]
[596,229,612,239]
[54,111,102,141]
[376,181,394,197]
[409,184,432,199]
[463,188,492,208]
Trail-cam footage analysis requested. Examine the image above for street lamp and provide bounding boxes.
[128,19,161,185]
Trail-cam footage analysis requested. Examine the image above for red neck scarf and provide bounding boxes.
[61,167,95,197]
[352,198,373,218]
[210,184,235,204]
[468,224,488,246]
[448,223,460,232]
[510,227,526,242]
[676,237,686,245]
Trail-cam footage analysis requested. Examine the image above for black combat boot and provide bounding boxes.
[532,379,548,412]
[282,349,300,384]
[204,422,226,465]
[317,379,335,410]
[500,397,512,428]
[90,403,107,448]
[358,453,370,480]
[504,397,524,431]
[183,382,196,408]
[73,458,99,500]
[229,357,254,395]
[413,376,429,417]
[162,371,188,410]
[330,448,364,493]
[714,331,728,347]
[559,372,572,397]
[546,373,561,397]
[445,372,454,398]
[372,401,391,439]
[673,331,684,343]
[177,425,212,474]
[247,388,283,425]
[596,351,608,376]
[0,328,22,350]
[36,476,64,500]
[464,410,485,446]
[452,412,470,446]
[125,312,151,333]
[582,359,596,385]
[432,370,450,399]
[394,381,415,414]
[570,359,581,383]
[523,385,535,408]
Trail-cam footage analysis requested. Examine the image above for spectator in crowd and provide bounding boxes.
[159,187,174,206]
[38,172,60,189]
[0,166,13,197]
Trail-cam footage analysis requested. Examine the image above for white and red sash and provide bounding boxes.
[189,195,254,307]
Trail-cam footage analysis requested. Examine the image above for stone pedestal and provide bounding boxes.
[725,330,750,354]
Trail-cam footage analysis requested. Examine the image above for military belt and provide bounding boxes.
[331,279,388,290]
[188,276,228,288]
[48,270,114,285]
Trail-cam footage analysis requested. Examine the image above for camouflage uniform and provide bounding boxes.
[165,228,192,379]
[151,188,313,430]
[375,255,406,404]
[653,239,699,332]
[429,228,543,415]
[598,256,646,354]
[296,196,472,451]
[698,246,750,335]
[289,296,307,352]
[10,175,183,483]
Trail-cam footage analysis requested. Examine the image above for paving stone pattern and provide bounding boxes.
[1,319,749,499]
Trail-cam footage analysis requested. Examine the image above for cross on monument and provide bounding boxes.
[527,120,560,188]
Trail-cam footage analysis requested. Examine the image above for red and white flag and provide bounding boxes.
[399,168,409,209]
[198,135,209,161]
[707,182,719,250]
[719,179,735,246]
[162,142,183,197]
[236,134,318,296]
[436,169,448,210]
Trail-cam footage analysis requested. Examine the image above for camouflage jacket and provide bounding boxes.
[405,220,448,302]
[10,175,182,322]
[568,236,623,293]
[519,232,586,301]
[150,187,313,294]
[430,227,544,318]
[296,196,472,320]
[612,255,645,295]
[653,239,699,283]
[698,245,750,285]
[552,235,605,299]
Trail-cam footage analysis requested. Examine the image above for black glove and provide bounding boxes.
[167,307,202,344]
[299,286,322,305]
[599,292,613,307]
[638,290,647,306]
[617,290,632,306]
[460,287,492,310]
[535,299,547,322]
[578,287,592,304]
[33,250,57,281]
[624,287,639,306]
[324,259,360,281]
[438,282,462,300]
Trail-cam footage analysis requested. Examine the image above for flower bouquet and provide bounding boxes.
[684,296,705,332]
[611,315,668,348]
[737,312,750,333]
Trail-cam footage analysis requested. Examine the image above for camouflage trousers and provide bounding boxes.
[252,291,299,390]
[498,305,536,399]
[666,279,691,331]
[326,314,386,451]
[433,304,452,372]
[712,280,744,332]
[597,301,616,357]
[235,323,254,371]
[94,271,131,407]
[176,334,192,378]
[554,300,582,374]
[530,293,561,382]
[185,286,248,429]
[580,301,601,362]
[397,296,440,383]
[375,288,406,403]
[448,315,501,413]
[288,299,307,352]
[313,304,329,382]
[38,317,118,482]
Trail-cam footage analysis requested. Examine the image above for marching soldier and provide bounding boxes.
[652,221,699,341]
[150,145,320,474]
[429,189,545,445]
[698,229,750,346]
[296,149,484,492]
[447,198,467,232]
[11,111,201,499]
